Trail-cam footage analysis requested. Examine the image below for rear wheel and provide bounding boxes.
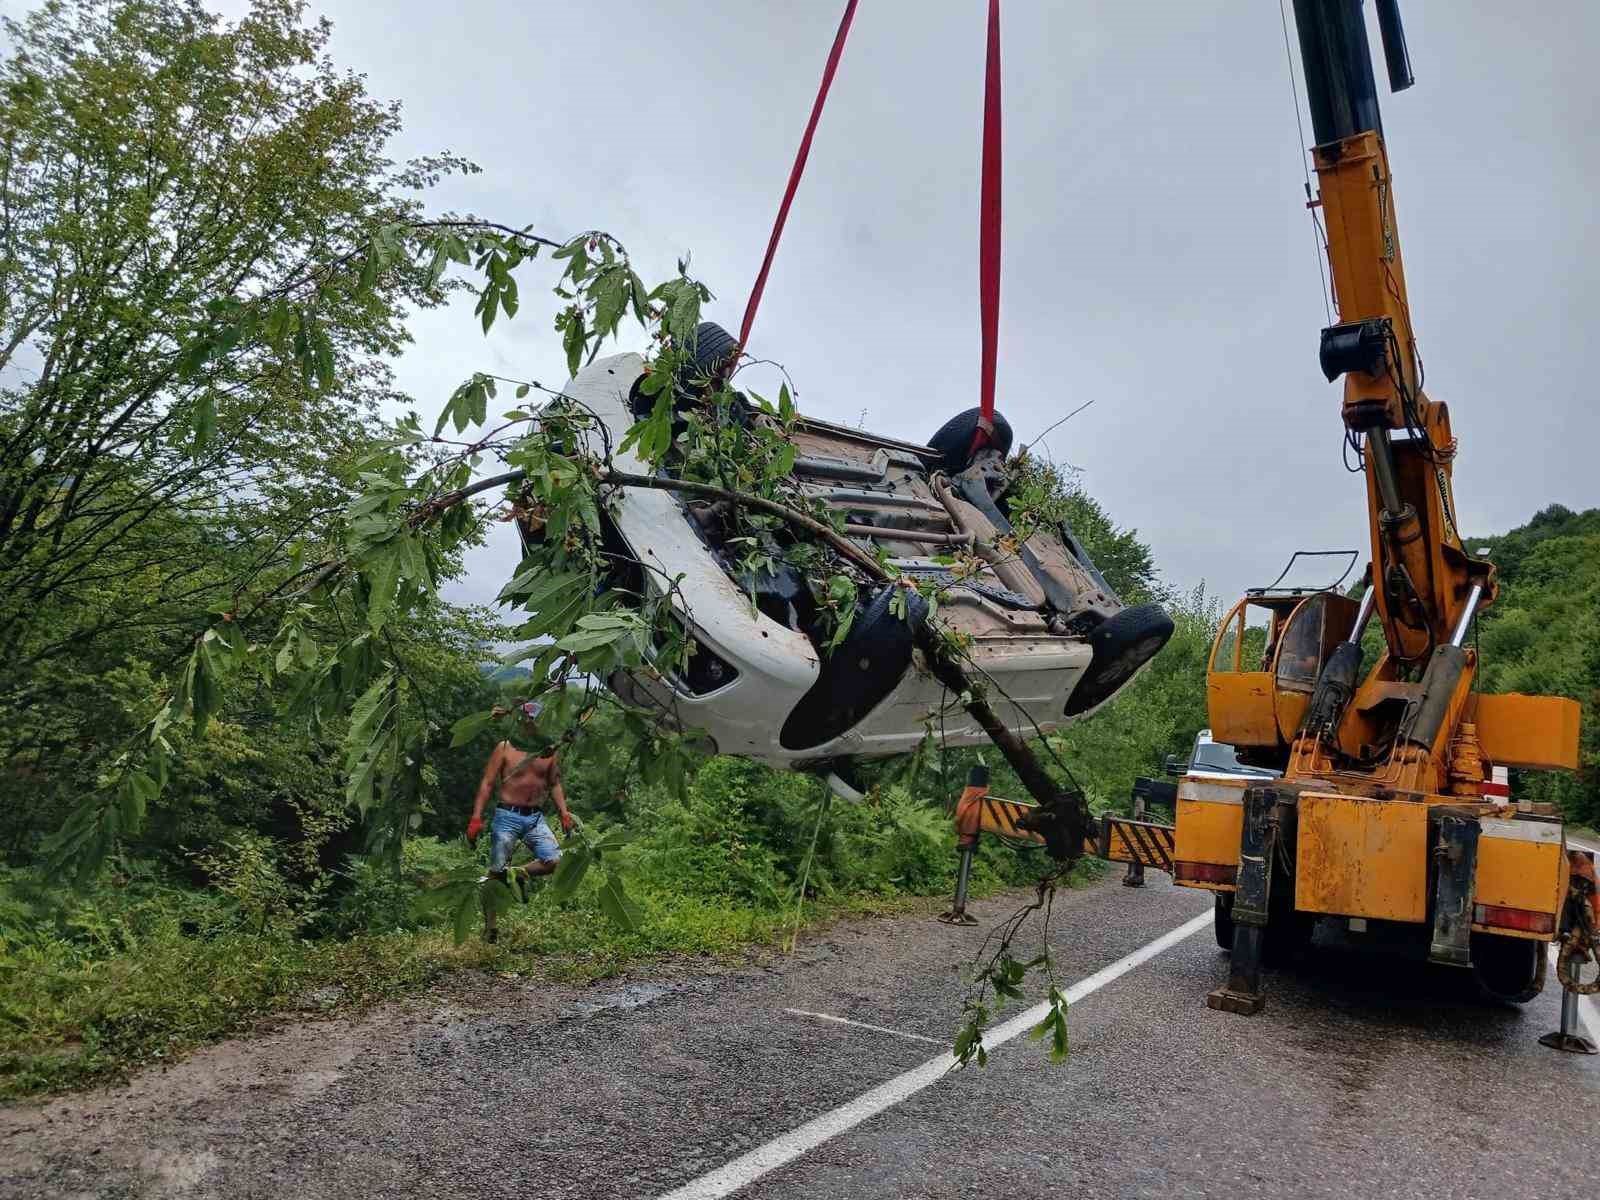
[926,407,1014,475]
[1214,894,1235,950]
[688,320,741,381]
[1472,932,1547,1003]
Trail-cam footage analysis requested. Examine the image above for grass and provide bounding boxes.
[0,846,1076,1101]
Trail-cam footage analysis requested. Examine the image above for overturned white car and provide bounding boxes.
[524,322,1172,770]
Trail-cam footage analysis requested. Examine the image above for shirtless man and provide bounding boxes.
[466,701,574,907]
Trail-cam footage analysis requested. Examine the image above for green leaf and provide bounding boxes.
[668,286,701,342]
[562,310,586,376]
[555,627,626,654]
[551,845,592,900]
[426,240,450,287]
[345,671,395,770]
[596,870,643,932]
[364,545,403,632]
[398,534,431,591]
[307,318,336,391]
[449,709,496,748]
[176,338,212,381]
[191,393,216,455]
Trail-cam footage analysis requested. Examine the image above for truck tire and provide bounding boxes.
[1214,894,1235,950]
[1262,908,1318,966]
[1063,603,1175,717]
[1472,932,1547,1004]
[926,407,1014,476]
[780,586,928,751]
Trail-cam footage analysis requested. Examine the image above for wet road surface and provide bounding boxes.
[3,871,1595,1199]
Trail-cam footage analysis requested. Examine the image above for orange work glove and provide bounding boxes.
[559,811,574,834]
[466,816,485,844]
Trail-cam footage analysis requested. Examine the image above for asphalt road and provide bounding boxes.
[3,871,1595,1200]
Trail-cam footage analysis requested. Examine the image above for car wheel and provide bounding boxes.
[926,407,1014,476]
[689,321,741,380]
[780,586,929,751]
[629,320,751,422]
[1472,932,1547,1004]
[1062,603,1175,717]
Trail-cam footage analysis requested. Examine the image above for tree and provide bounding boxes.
[0,0,470,855]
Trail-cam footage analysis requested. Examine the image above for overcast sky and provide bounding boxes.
[261,1,1600,608]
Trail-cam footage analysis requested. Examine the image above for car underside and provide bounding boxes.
[520,322,1173,771]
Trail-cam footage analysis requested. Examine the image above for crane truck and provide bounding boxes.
[947,1,1598,1043]
[1158,0,1593,1019]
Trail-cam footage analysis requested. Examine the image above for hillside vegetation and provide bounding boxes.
[0,0,1588,1104]
[1471,505,1600,826]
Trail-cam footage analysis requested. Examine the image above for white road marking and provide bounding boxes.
[782,1008,944,1046]
[657,908,1213,1200]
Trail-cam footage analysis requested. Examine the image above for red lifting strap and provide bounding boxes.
[975,0,1003,448]
[739,0,860,353]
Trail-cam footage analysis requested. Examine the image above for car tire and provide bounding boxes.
[926,407,1014,476]
[629,320,750,421]
[1472,932,1547,1004]
[689,320,741,382]
[780,586,929,751]
[1062,603,1175,717]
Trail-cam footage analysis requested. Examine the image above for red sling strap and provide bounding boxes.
[738,0,861,353]
[741,0,1004,457]
[975,0,1002,445]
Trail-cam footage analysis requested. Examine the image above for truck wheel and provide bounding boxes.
[1472,932,1547,1004]
[1262,908,1317,966]
[926,407,1014,475]
[1063,604,1175,717]
[1214,894,1235,950]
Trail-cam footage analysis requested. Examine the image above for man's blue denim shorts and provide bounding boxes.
[489,807,561,872]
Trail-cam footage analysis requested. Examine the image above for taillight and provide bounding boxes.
[1175,861,1237,885]
[1472,903,1555,935]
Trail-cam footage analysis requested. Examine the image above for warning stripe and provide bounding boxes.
[978,797,1044,844]
[1099,815,1176,871]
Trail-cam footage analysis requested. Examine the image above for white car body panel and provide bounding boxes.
[549,350,1144,769]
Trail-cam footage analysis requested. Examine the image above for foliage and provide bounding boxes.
[0,760,1036,1098]
[1006,457,1158,602]
[1470,504,1600,825]
[0,0,483,880]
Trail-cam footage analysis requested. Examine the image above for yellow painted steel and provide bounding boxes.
[1470,693,1582,771]
[1173,796,1242,892]
[1101,817,1175,869]
[1294,792,1428,921]
[1473,834,1565,938]
[1208,673,1278,750]
[976,796,1044,843]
